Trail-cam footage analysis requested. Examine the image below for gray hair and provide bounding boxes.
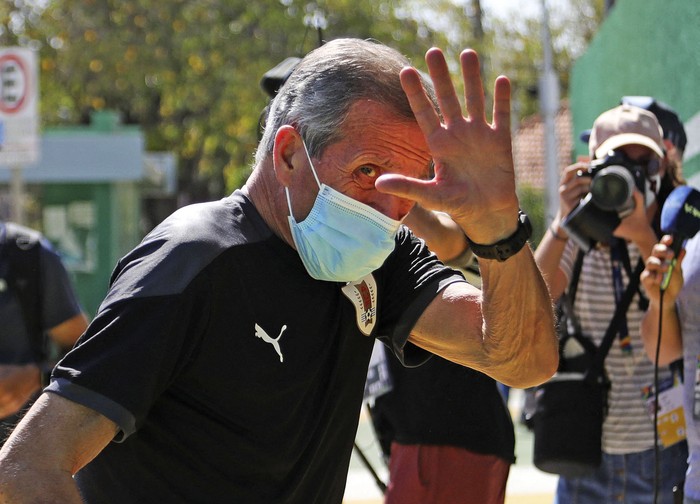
[255,38,436,164]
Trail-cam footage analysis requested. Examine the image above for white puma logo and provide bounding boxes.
[254,323,287,362]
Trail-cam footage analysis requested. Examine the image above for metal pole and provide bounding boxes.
[540,0,560,225]
[352,442,387,495]
[10,165,25,224]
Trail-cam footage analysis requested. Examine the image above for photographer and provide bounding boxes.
[534,104,688,503]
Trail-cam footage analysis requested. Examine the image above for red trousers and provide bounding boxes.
[384,442,510,504]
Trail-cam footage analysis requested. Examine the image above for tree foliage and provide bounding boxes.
[484,0,606,119]
[1,0,603,203]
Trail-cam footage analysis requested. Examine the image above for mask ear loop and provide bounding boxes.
[285,137,322,219]
[300,138,322,190]
[285,187,295,218]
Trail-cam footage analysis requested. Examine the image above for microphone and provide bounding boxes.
[659,185,700,290]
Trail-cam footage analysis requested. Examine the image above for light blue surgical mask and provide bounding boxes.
[286,141,401,282]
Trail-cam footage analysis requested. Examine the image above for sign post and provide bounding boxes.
[0,47,40,224]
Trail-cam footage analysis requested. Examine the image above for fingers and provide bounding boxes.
[654,235,683,262]
[642,236,684,294]
[375,173,435,206]
[459,49,485,121]
[403,47,504,135]
[641,242,669,293]
[400,66,441,138]
[559,163,590,214]
[425,48,462,126]
[492,76,511,132]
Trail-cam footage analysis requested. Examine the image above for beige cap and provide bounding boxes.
[589,104,664,159]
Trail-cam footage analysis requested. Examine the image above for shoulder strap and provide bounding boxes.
[587,258,645,382]
[558,250,597,356]
[3,224,46,363]
[615,238,649,311]
[568,248,585,301]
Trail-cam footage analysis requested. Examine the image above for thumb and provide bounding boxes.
[375,174,436,207]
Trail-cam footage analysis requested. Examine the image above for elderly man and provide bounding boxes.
[0,39,557,503]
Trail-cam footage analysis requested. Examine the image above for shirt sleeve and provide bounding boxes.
[374,226,466,367]
[48,247,213,440]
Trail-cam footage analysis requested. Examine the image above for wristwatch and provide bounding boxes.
[466,210,532,262]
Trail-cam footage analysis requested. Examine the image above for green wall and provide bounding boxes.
[570,0,700,178]
[42,182,141,317]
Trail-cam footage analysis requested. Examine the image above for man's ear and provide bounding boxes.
[272,125,303,186]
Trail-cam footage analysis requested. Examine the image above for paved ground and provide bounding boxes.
[343,389,558,504]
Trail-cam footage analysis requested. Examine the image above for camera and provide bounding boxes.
[561,150,650,251]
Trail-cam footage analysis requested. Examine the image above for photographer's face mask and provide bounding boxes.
[562,149,662,251]
[616,151,662,208]
[285,140,401,282]
[645,175,661,207]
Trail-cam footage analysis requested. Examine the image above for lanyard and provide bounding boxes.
[610,242,633,355]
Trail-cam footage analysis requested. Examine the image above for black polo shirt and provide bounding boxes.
[48,190,463,503]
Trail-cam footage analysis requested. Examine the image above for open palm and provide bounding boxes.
[376,48,519,244]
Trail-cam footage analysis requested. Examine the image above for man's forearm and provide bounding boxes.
[0,468,83,504]
[478,246,559,388]
[404,206,469,263]
[0,394,117,503]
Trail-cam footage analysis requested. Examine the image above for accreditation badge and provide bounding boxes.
[642,371,686,448]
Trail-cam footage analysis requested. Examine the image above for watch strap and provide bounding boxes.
[466,210,532,262]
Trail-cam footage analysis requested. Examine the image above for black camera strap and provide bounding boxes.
[559,245,644,383]
[559,250,598,357]
[616,239,649,311]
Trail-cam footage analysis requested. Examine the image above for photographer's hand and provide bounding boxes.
[639,235,684,365]
[534,162,591,299]
[562,163,591,211]
[555,162,591,225]
[641,235,685,304]
[613,190,658,259]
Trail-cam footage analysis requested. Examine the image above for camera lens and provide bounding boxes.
[590,166,635,211]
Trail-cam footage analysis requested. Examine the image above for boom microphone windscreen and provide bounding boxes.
[659,185,700,290]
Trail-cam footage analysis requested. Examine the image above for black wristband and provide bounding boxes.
[466,210,532,262]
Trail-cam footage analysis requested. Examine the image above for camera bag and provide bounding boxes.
[533,248,644,478]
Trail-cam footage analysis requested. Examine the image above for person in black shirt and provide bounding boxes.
[369,347,514,504]
[0,222,88,439]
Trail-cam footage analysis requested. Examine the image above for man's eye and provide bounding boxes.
[358,166,378,178]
